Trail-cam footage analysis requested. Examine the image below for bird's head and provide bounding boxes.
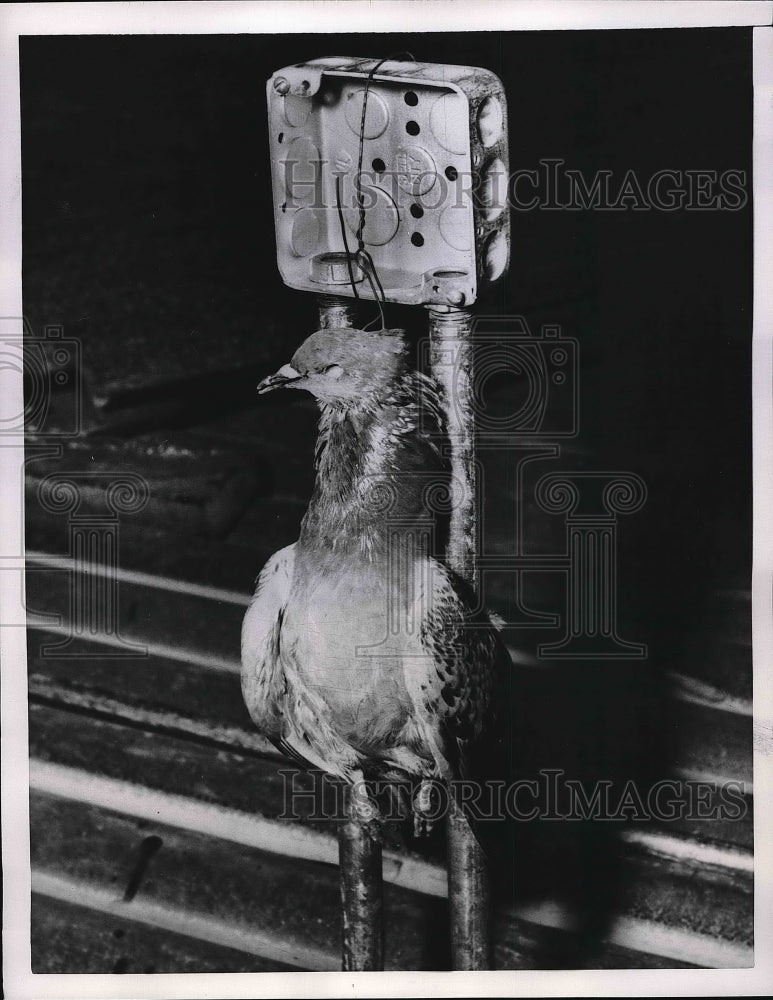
[257,326,409,408]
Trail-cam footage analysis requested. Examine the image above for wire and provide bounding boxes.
[346,52,417,330]
[357,248,386,302]
[335,173,383,326]
[354,60,385,250]
[355,51,416,252]
[359,261,386,331]
[335,176,383,328]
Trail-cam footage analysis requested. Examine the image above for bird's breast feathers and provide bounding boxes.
[242,541,499,760]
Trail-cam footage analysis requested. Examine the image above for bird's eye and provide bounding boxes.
[322,364,344,379]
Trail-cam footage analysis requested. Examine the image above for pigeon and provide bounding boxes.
[241,325,511,834]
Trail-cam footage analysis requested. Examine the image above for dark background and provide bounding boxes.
[21,29,753,969]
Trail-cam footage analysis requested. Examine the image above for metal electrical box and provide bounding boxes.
[267,57,509,308]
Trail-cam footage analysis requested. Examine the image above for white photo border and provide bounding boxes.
[2,3,771,998]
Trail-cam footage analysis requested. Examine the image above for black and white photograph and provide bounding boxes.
[1,2,772,996]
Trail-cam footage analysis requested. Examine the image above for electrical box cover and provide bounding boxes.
[267,57,509,308]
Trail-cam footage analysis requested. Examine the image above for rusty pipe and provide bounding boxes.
[428,304,493,971]
[338,783,384,971]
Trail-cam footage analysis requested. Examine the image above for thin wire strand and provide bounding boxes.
[354,51,416,249]
[358,258,386,331]
[335,174,359,299]
[353,52,416,330]
[355,59,386,252]
[356,248,386,302]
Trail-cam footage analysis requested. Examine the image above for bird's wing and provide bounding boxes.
[407,558,510,780]
[241,541,363,780]
[275,689,363,781]
[240,543,296,740]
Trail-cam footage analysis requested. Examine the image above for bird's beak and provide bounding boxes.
[256,363,303,395]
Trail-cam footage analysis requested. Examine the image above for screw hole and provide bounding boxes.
[411,232,424,247]
[301,80,310,91]
[278,132,284,143]
[404,91,419,106]
[405,120,420,136]
[445,165,458,181]
[372,157,386,174]
[410,203,424,219]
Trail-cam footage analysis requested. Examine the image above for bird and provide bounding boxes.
[241,325,511,836]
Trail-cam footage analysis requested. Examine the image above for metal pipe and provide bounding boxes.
[428,304,493,971]
[427,306,477,582]
[338,783,384,971]
[446,798,492,969]
[318,294,385,972]
[317,294,359,330]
